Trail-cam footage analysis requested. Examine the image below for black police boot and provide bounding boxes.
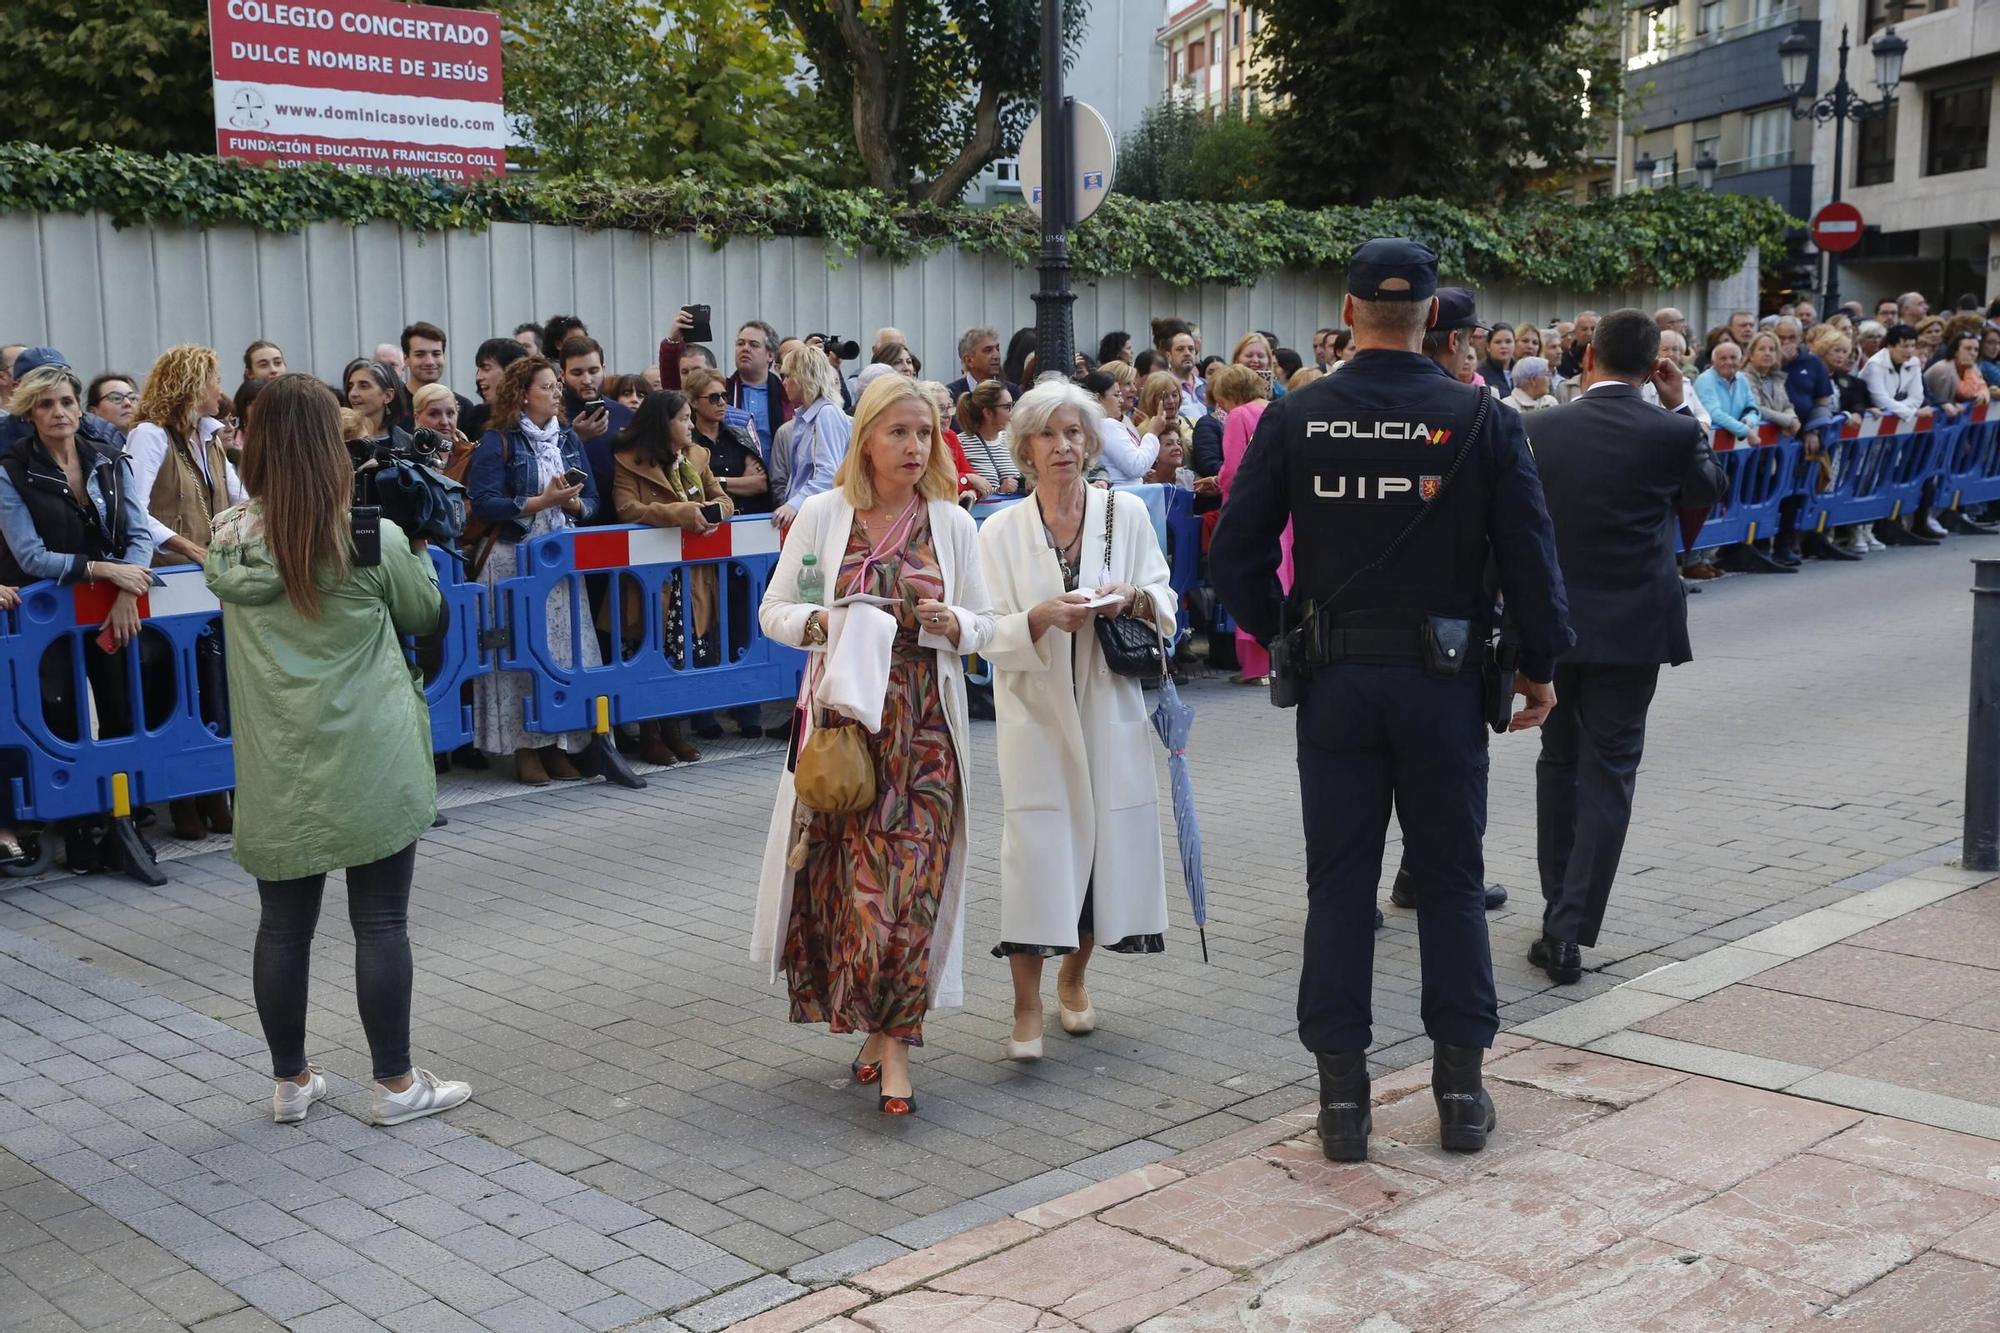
[1945,509,2000,536]
[1432,1043,1495,1154]
[1314,1050,1371,1162]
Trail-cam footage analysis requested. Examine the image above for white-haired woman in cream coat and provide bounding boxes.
[978,379,1176,1062]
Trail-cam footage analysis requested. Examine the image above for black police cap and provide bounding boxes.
[1432,287,1487,333]
[1346,238,1439,303]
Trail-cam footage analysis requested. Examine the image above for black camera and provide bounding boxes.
[815,334,861,361]
[350,433,467,556]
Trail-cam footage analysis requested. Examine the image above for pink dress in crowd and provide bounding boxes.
[1217,400,1293,681]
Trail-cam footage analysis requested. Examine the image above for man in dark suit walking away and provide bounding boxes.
[1525,309,1729,984]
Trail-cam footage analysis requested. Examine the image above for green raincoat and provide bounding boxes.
[204,502,441,881]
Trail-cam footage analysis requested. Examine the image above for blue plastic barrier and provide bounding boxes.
[1941,404,1999,511]
[0,565,233,827]
[494,518,803,740]
[415,545,490,755]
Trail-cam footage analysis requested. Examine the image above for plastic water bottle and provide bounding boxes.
[797,554,824,606]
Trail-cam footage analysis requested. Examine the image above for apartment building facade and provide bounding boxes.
[1828,0,1998,305]
[1622,0,1820,212]
[1156,0,1270,118]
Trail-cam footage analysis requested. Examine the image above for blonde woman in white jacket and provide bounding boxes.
[751,374,995,1116]
[978,380,1176,1062]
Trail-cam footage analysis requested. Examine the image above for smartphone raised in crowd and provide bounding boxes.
[562,467,590,487]
[682,304,713,344]
[699,501,725,525]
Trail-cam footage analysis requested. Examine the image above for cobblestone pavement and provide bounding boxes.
[0,542,1981,1328]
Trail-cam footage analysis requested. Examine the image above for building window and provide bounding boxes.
[1926,80,1990,176]
[1695,133,1721,167]
[1854,103,1896,185]
[1744,105,1789,166]
[1631,3,1681,63]
[1188,39,1205,73]
[1231,12,1241,46]
[1696,0,1725,38]
[1866,0,1955,38]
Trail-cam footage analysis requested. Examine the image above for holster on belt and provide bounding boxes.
[1308,609,1472,679]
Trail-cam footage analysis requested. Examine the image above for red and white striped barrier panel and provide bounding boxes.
[568,522,783,571]
[68,566,217,627]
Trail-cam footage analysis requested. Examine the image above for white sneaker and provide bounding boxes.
[371,1068,472,1126]
[272,1066,325,1124]
[1922,514,1949,538]
[1864,531,1887,551]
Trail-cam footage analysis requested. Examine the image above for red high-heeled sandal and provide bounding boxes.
[850,1057,881,1085]
[878,1092,916,1116]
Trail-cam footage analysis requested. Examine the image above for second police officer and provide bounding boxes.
[1210,239,1573,1162]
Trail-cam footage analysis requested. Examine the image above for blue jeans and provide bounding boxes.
[253,841,418,1081]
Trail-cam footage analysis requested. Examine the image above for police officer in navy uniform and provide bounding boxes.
[1211,239,1573,1162]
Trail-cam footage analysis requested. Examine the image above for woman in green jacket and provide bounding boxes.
[205,373,471,1128]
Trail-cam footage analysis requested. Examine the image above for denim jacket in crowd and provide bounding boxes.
[468,421,601,543]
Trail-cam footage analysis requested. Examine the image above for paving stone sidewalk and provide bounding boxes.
[0,539,1988,1329]
[740,1035,2000,1332]
[1517,861,2000,1140]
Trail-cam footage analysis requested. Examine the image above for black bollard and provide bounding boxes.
[1964,559,2000,871]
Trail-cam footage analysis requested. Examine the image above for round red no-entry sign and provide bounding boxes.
[1811,201,1865,253]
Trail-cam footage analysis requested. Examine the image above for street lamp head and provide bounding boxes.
[1871,26,1906,97]
[1634,149,1656,191]
[1695,149,1718,191]
[1778,27,1812,96]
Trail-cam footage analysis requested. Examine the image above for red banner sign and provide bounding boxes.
[209,0,506,181]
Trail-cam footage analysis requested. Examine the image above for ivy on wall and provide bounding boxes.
[0,144,1793,291]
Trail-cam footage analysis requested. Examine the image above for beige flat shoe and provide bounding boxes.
[1004,1036,1043,1062]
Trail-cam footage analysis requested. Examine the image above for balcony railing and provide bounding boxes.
[1627,4,1800,69]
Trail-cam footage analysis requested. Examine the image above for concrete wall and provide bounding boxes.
[0,212,1722,387]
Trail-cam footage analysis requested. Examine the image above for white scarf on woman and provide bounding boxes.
[517,413,566,481]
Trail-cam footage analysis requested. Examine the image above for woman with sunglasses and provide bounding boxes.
[686,365,771,515]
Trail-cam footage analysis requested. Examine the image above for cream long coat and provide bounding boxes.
[979,486,1177,951]
[750,491,997,1010]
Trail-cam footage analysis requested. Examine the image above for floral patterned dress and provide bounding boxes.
[782,508,958,1046]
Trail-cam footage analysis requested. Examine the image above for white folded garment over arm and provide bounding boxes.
[815,603,898,733]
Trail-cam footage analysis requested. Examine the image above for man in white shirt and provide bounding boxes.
[1860,323,1929,419]
[1860,323,1944,542]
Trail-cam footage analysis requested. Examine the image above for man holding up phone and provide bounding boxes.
[558,336,630,517]
[657,307,791,462]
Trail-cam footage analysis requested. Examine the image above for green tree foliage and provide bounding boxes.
[1116,99,1204,202]
[0,143,1793,293]
[1187,114,1278,204]
[764,0,1088,203]
[507,0,820,182]
[0,0,212,154]
[1244,0,1623,206]
[504,0,657,175]
[1117,100,1277,204]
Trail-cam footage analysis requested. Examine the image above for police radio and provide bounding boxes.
[1268,599,1311,708]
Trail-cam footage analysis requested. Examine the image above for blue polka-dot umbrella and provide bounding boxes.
[1148,671,1209,962]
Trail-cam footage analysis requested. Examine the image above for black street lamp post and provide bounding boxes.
[1031,0,1075,384]
[1780,22,1907,313]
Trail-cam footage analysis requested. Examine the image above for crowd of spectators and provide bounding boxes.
[0,283,1993,866]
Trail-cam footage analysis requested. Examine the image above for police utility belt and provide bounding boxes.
[1267,387,1517,731]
